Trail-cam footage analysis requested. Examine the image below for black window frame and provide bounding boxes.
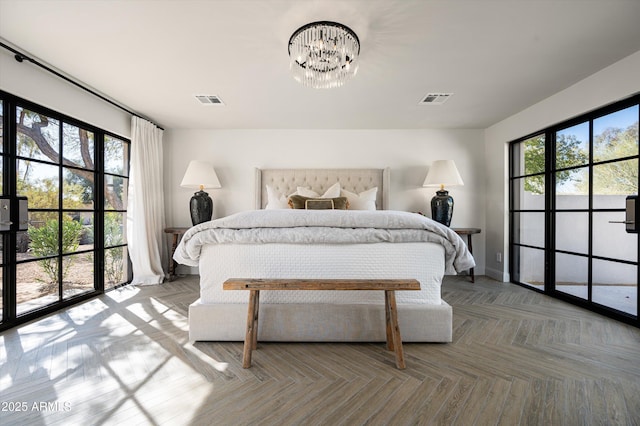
[509,93,640,328]
[0,90,132,331]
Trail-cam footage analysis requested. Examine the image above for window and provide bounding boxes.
[0,91,132,330]
[509,94,639,327]
[510,133,546,290]
[104,135,130,289]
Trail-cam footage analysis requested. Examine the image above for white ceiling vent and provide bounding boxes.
[420,93,453,105]
[195,95,224,105]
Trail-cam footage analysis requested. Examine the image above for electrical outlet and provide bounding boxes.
[496,252,502,263]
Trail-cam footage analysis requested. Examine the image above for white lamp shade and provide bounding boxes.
[180,160,221,190]
[423,160,464,188]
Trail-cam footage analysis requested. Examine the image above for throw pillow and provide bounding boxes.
[265,185,296,209]
[288,195,349,210]
[341,187,378,210]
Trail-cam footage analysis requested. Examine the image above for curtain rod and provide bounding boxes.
[0,41,164,131]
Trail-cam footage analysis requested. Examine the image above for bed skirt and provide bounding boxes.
[188,298,452,342]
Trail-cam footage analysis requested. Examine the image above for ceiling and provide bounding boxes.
[1,0,639,130]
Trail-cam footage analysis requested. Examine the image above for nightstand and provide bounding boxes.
[452,228,481,283]
[164,227,189,281]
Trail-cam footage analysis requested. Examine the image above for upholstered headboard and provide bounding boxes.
[255,168,390,210]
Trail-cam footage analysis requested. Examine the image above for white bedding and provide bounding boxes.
[198,242,445,304]
[174,209,475,274]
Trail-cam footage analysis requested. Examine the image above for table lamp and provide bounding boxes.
[180,160,221,225]
[423,160,464,227]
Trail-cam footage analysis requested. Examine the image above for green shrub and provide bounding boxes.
[28,217,83,287]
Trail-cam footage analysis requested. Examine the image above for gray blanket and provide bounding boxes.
[173,209,476,274]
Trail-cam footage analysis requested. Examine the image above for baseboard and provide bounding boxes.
[176,265,199,275]
[485,266,509,282]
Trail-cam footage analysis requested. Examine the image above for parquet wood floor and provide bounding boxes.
[1,275,639,425]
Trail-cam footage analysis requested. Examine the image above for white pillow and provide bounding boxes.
[265,185,295,209]
[296,182,341,198]
[341,187,378,210]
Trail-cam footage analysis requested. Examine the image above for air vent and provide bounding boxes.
[195,95,224,105]
[420,93,453,105]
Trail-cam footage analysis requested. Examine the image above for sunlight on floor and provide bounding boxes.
[1,283,236,425]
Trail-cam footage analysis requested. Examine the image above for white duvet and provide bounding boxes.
[174,209,475,274]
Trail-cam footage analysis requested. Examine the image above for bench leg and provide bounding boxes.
[242,290,260,368]
[385,290,406,369]
[252,290,260,349]
[384,291,394,351]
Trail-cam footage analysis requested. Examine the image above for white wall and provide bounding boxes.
[484,49,640,282]
[164,128,487,275]
[0,47,131,138]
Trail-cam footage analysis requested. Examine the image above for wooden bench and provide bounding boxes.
[223,278,421,370]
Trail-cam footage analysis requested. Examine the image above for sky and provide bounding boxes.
[558,104,639,150]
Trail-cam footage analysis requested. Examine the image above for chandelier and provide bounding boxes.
[288,21,360,89]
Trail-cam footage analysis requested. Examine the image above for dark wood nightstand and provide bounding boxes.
[452,228,481,283]
[164,227,189,281]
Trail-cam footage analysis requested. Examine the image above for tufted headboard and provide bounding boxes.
[255,168,390,210]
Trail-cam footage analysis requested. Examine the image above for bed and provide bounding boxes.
[174,168,475,342]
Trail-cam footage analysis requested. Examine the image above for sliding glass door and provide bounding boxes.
[510,95,639,325]
[0,91,131,330]
[14,106,97,313]
[554,106,638,316]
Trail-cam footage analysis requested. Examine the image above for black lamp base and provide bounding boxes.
[431,189,454,227]
[190,190,213,225]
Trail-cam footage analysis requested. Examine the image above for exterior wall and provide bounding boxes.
[519,193,634,284]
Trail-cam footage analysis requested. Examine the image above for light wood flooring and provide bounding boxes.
[1,275,639,425]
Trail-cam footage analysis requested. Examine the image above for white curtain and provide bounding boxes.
[126,116,167,284]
